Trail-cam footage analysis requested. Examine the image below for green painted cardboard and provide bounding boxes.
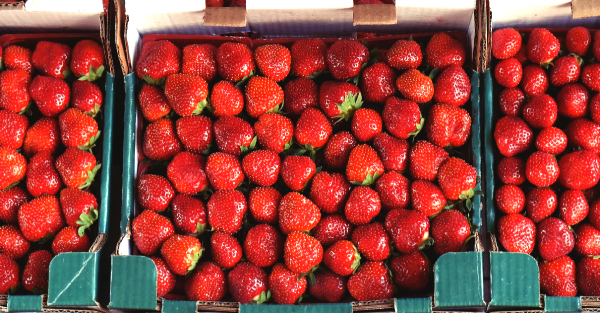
[109,255,158,310]
[489,252,540,308]
[162,300,198,313]
[121,73,137,235]
[482,69,495,233]
[395,298,431,313]
[469,71,483,229]
[240,303,352,313]
[7,295,43,312]
[434,252,484,307]
[545,296,581,313]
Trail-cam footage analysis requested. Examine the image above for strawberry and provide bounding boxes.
[577,257,600,296]
[279,192,320,234]
[352,222,389,261]
[207,190,247,234]
[3,45,33,74]
[347,261,394,301]
[245,76,284,118]
[346,145,384,185]
[360,62,396,103]
[582,64,600,92]
[210,81,244,117]
[32,41,71,78]
[22,250,53,292]
[523,94,557,128]
[372,132,409,172]
[314,214,353,247]
[595,31,600,60]
[242,150,280,187]
[244,224,283,267]
[248,187,281,225]
[210,231,242,269]
[0,225,30,259]
[526,188,557,223]
[492,28,522,59]
[326,40,368,81]
[0,109,29,149]
[495,184,525,214]
[495,58,522,88]
[520,65,549,97]
[385,208,429,254]
[376,171,409,210]
[324,131,358,170]
[386,39,422,70]
[176,115,212,154]
[139,84,171,122]
[499,87,525,116]
[345,186,381,225]
[254,113,294,153]
[0,253,19,294]
[426,103,471,148]
[556,83,589,119]
[167,152,208,195]
[283,77,318,116]
[550,56,581,86]
[538,217,574,261]
[71,81,103,117]
[431,210,470,255]
[409,140,449,181]
[426,33,465,69]
[319,81,362,119]
[498,214,536,253]
[565,118,600,154]
[143,118,183,160]
[0,147,27,190]
[539,256,577,297]
[0,187,28,224]
[411,180,447,217]
[281,155,315,191]
[438,157,477,200]
[18,195,65,242]
[23,118,60,156]
[498,156,526,185]
[395,69,434,103]
[575,223,600,256]
[181,44,217,82]
[132,210,175,255]
[526,152,559,187]
[494,116,533,157]
[434,65,471,106]
[172,194,207,235]
[535,127,567,155]
[164,73,209,117]
[59,108,99,149]
[150,256,176,297]
[310,172,351,214]
[284,231,323,274]
[205,152,244,190]
[308,271,346,303]
[136,40,181,84]
[566,27,591,56]
[70,40,105,81]
[527,28,559,65]
[60,188,97,233]
[214,115,254,156]
[137,174,175,212]
[558,150,600,190]
[390,251,430,291]
[52,226,90,254]
[324,240,360,276]
[0,70,31,113]
[590,200,600,230]
[290,38,328,77]
[254,44,291,82]
[351,108,381,142]
[161,235,202,275]
[269,263,306,304]
[559,189,589,225]
[227,262,269,303]
[185,262,227,301]
[216,42,255,82]
[295,107,332,150]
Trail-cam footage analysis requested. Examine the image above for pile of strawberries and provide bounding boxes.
[132,33,477,304]
[0,39,105,295]
[493,27,600,296]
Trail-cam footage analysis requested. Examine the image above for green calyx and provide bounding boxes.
[284,138,294,151]
[294,144,319,160]
[192,98,209,115]
[428,68,440,81]
[250,290,271,305]
[19,101,33,116]
[351,245,361,274]
[333,92,363,123]
[62,69,72,79]
[80,164,102,190]
[78,65,105,82]
[267,101,285,115]
[142,75,166,86]
[235,69,255,89]
[418,237,434,250]
[196,222,206,235]
[240,136,258,154]
[298,265,319,286]
[408,116,425,138]
[351,171,380,186]
[0,58,3,72]
[187,247,204,273]
[458,188,482,211]
[569,53,584,67]
[78,130,102,152]
[76,207,99,237]
[83,103,102,118]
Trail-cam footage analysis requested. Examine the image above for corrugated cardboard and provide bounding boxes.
[204,7,247,27]
[353,4,396,26]
[571,0,600,19]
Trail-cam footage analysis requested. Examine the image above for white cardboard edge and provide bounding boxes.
[0,11,102,32]
[25,0,103,13]
[490,0,600,29]
[125,0,205,15]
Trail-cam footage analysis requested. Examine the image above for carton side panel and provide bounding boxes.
[489,252,540,308]
[434,252,485,307]
[109,255,158,310]
[47,253,99,306]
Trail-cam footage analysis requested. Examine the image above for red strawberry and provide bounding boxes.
[283,77,318,116]
[245,76,284,118]
[558,150,600,190]
[0,109,28,149]
[308,271,347,303]
[526,188,557,223]
[431,210,470,255]
[557,83,589,119]
[521,65,549,97]
[565,118,600,154]
[254,113,294,153]
[326,40,368,81]
[310,172,351,214]
[577,257,600,296]
[351,108,382,142]
[539,256,577,297]
[132,210,174,255]
[18,195,65,242]
[3,45,33,74]
[559,189,589,225]
[143,119,183,160]
[150,256,176,297]
[176,115,212,154]
[242,150,280,187]
[566,27,591,56]
[385,208,429,254]
[411,180,447,217]
[28,152,64,199]
[523,94,557,128]
[248,187,281,225]
[492,28,522,59]
[284,231,323,274]
[498,156,526,185]
[269,263,306,304]
[0,147,27,190]
[71,40,105,81]
[426,103,471,148]
[244,224,283,268]
[216,42,255,82]
[527,28,559,64]
[352,222,389,261]
[409,140,450,180]
[0,253,19,294]
[32,41,71,78]
[376,171,409,210]
[205,152,244,190]
[29,75,70,117]
[210,231,242,269]
[348,261,394,301]
[181,44,217,82]
[386,39,422,70]
[372,132,409,172]
[590,201,600,230]
[575,223,600,256]
[538,217,575,261]
[23,118,60,156]
[498,214,536,253]
[164,73,209,117]
[254,44,291,82]
[535,127,567,155]
[295,107,332,149]
[167,152,208,194]
[360,62,396,103]
[214,115,254,156]
[22,250,52,292]
[494,116,533,157]
[72,81,103,117]
[209,81,244,117]
[185,262,227,301]
[426,33,465,69]
[499,87,525,116]
[52,226,91,254]
[138,84,171,122]
[0,70,31,113]
[0,225,30,259]
[550,56,581,86]
[161,235,202,275]
[59,108,99,149]
[137,174,175,212]
[517,45,529,65]
[438,157,477,200]
[319,81,362,119]
[136,40,181,84]
[346,145,384,185]
[290,38,328,77]
[390,251,430,291]
[0,187,28,224]
[526,151,559,187]
[60,188,98,233]
[324,240,360,276]
[314,214,353,247]
[595,31,600,60]
[324,131,358,170]
[395,69,434,103]
[345,186,381,225]
[227,262,269,303]
[279,192,320,234]
[434,65,471,106]
[172,194,207,235]
[495,184,525,214]
[495,58,522,88]
[207,190,247,234]
[281,155,316,191]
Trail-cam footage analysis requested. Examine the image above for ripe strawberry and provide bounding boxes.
[310,172,351,214]
[245,76,284,118]
[3,45,33,74]
[395,69,434,103]
[32,41,71,78]
[314,214,353,247]
[214,115,254,156]
[295,107,332,149]
[566,27,591,56]
[324,131,358,170]
[29,75,70,117]
[284,231,323,274]
[431,210,470,255]
[582,64,600,91]
[216,42,255,82]
[557,83,589,119]
[595,31,600,60]
[326,40,368,81]
[18,195,65,242]
[438,157,477,201]
[495,184,525,214]
[0,147,26,190]
[52,226,91,254]
[360,62,396,103]
[254,113,293,153]
[426,32,465,69]
[426,103,471,148]
[59,108,99,149]
[181,44,217,82]
[248,187,281,224]
[526,152,559,187]
[345,186,381,225]
[376,171,409,210]
[550,56,581,86]
[0,253,19,294]
[411,180,447,217]
[352,222,389,261]
[136,40,181,84]
[71,40,105,81]
[205,152,244,190]
[164,73,209,117]
[499,87,526,116]
[385,208,429,254]
[386,39,422,70]
[390,251,429,291]
[538,217,574,261]
[24,152,63,199]
[150,256,176,297]
[279,192,320,234]
[492,28,522,59]
[161,235,202,275]
[575,223,600,256]
[558,150,600,190]
[527,28,559,64]
[521,65,549,96]
[0,187,28,224]
[577,257,600,296]
[346,145,384,185]
[434,65,471,106]
[23,118,60,156]
[185,262,227,301]
[244,224,283,267]
[254,44,291,82]
[559,189,589,225]
[0,109,28,149]
[210,231,242,269]
[283,77,318,116]
[590,201,600,230]
[172,194,207,236]
[139,85,171,123]
[409,140,450,180]
[60,188,97,234]
[0,225,30,259]
[523,94,557,128]
[71,81,103,117]
[323,240,360,276]
[308,271,347,303]
[132,210,175,255]
[566,118,600,154]
[494,116,533,157]
[210,81,244,117]
[137,174,175,212]
[280,156,315,191]
[175,115,212,154]
[207,190,247,234]
[0,70,31,113]
[526,188,557,223]
[498,214,536,253]
[319,81,362,119]
[290,38,328,77]
[228,262,269,303]
[539,256,577,297]
[143,118,182,160]
[498,156,526,185]
[167,152,208,194]
[351,108,382,142]
[535,127,567,155]
[269,263,306,304]
[348,261,394,301]
[495,58,522,88]
[241,150,280,187]
[372,132,408,172]
[22,250,52,292]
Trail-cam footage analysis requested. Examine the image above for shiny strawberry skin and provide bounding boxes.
[550,56,581,86]
[70,40,105,80]
[386,39,422,70]
[284,231,323,274]
[164,73,209,117]
[207,189,247,235]
[136,40,181,82]
[295,107,332,148]
[431,210,470,255]
[498,213,536,253]
[383,97,422,140]
[290,38,328,77]
[29,75,70,117]
[172,194,207,236]
[582,64,600,92]
[591,200,600,230]
[185,261,227,301]
[396,69,434,103]
[248,187,281,225]
[426,103,471,148]
[495,184,525,214]
[536,127,567,155]
[324,240,359,276]
[279,192,320,234]
[137,174,175,212]
[32,41,71,79]
[0,147,27,190]
[498,156,526,185]
[151,256,177,297]
[539,256,577,297]
[499,87,526,116]
[0,225,30,259]
[360,62,396,103]
[52,226,91,254]
[310,171,351,214]
[345,186,381,225]
[60,187,97,228]
[372,132,409,172]
[210,81,244,117]
[254,44,291,82]
[18,195,65,242]
[351,108,381,142]
[411,180,447,217]
[494,116,533,157]
[22,250,53,292]
[438,157,477,200]
[319,80,361,118]
[566,27,591,56]
[176,115,212,154]
[161,235,202,275]
[557,83,589,119]
[526,188,557,223]
[0,70,31,113]
[245,76,284,118]
[205,152,244,190]
[577,257,600,296]
[385,208,429,254]
[523,94,558,128]
[326,40,368,80]
[390,251,430,291]
[244,224,283,268]
[283,77,318,116]
[376,171,409,211]
[227,262,269,303]
[537,217,574,261]
[138,84,171,122]
[352,222,389,261]
[0,109,28,150]
[167,152,208,194]
[409,140,449,181]
[308,271,347,303]
[72,81,103,116]
[495,58,522,88]
[566,118,600,154]
[527,28,560,64]
[426,33,465,69]
[182,44,217,82]
[216,42,255,82]
[575,223,600,256]
[132,210,175,255]
[143,118,183,160]
[242,150,280,187]
[23,118,60,156]
[314,214,353,247]
[211,231,242,269]
[254,113,294,153]
[559,189,589,225]
[3,45,33,74]
[269,263,306,304]
[59,108,99,148]
[0,253,19,294]
[281,155,315,191]
[346,145,384,184]
[0,187,28,224]
[492,28,522,59]
[214,115,254,156]
[434,65,471,106]
[525,151,560,187]
[521,65,549,97]
[324,131,358,170]
[558,150,600,190]
[348,261,394,301]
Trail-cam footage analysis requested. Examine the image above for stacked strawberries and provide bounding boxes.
[0,39,105,295]
[493,27,600,296]
[132,34,477,304]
